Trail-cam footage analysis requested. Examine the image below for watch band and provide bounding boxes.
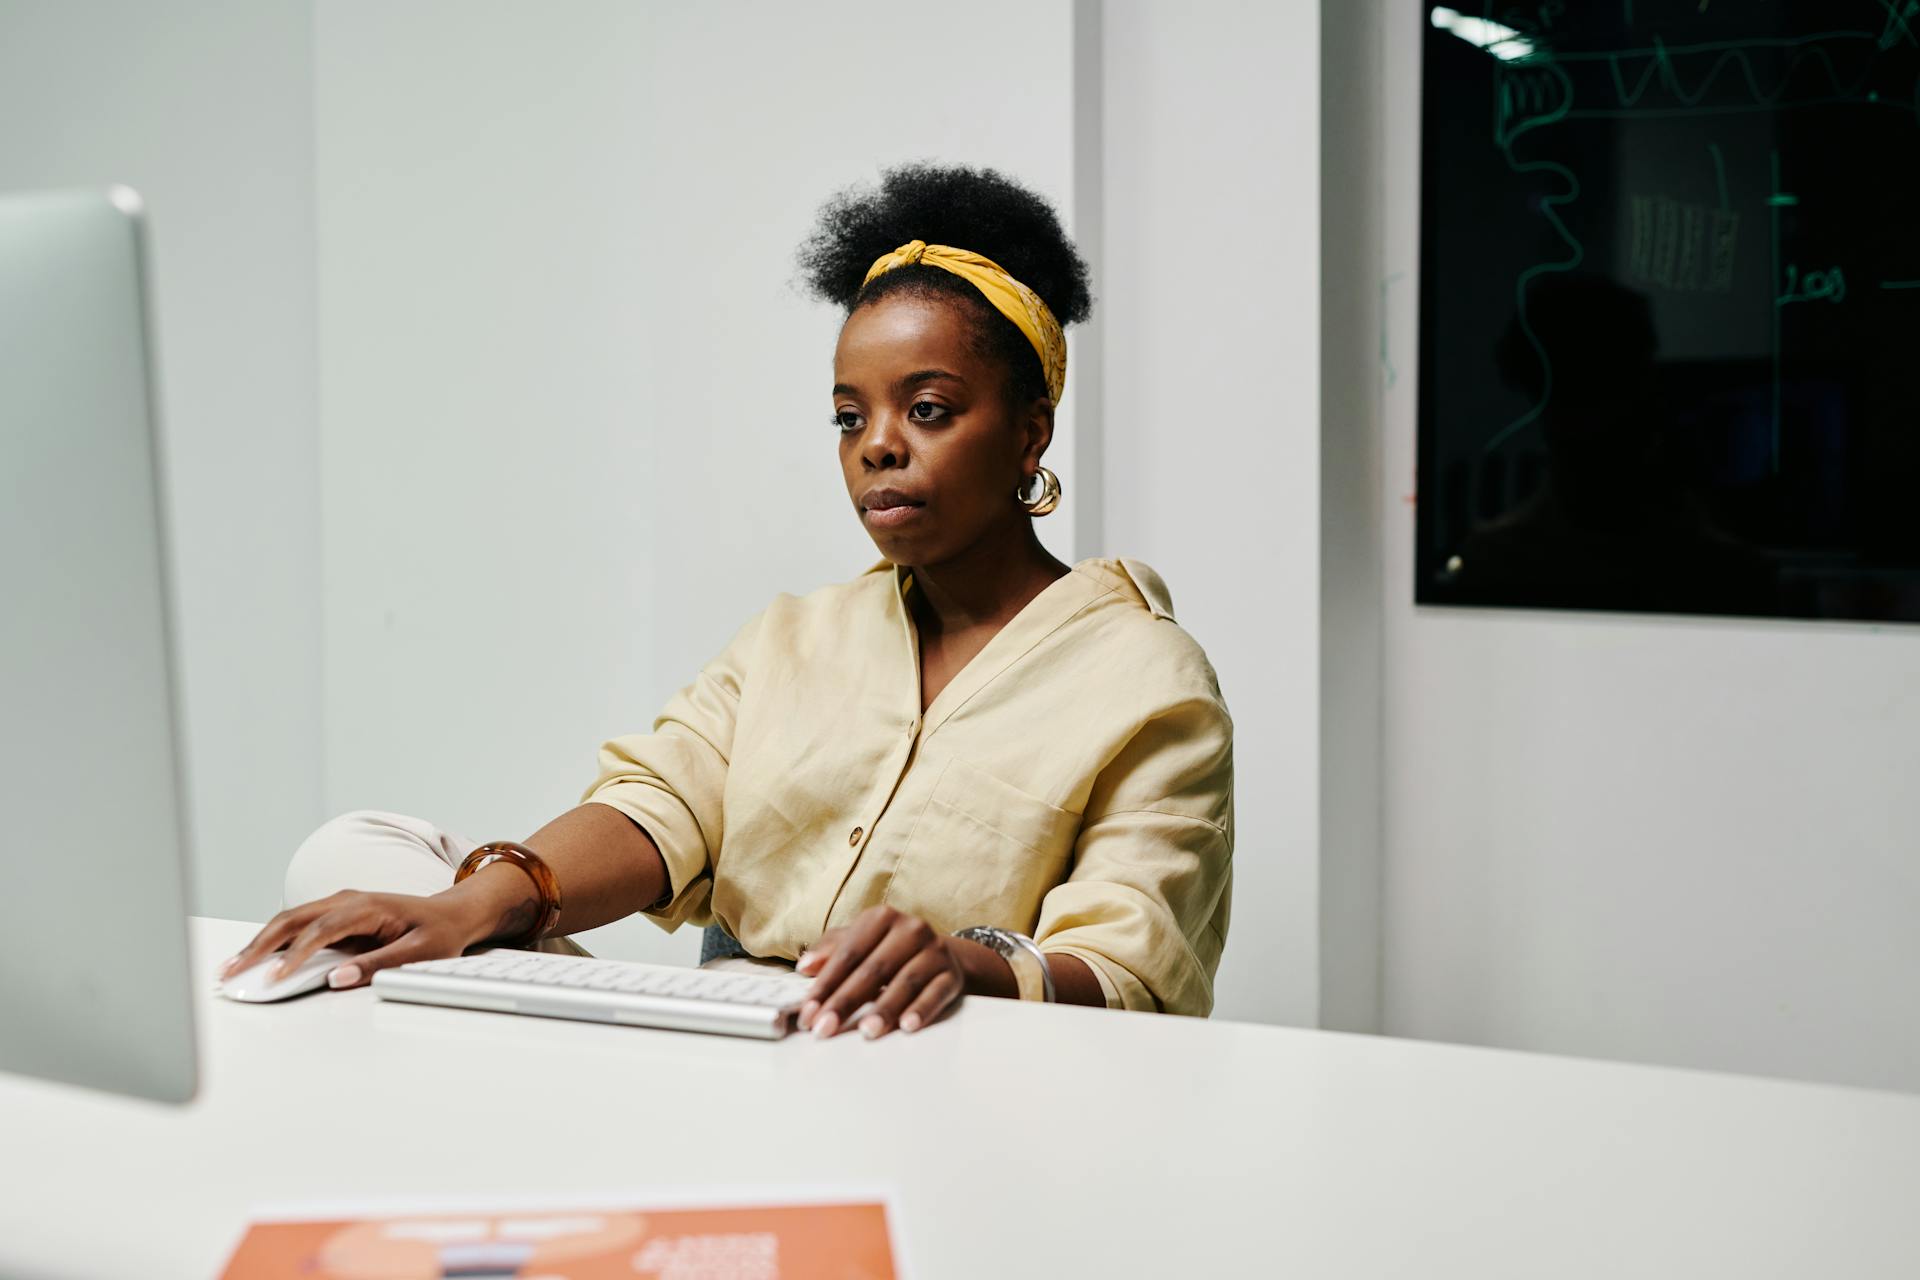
[953,926,1057,1003]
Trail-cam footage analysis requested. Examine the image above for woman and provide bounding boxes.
[222,163,1234,1037]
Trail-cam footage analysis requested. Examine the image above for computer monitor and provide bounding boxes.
[0,186,198,1103]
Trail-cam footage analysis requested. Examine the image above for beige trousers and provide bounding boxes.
[282,809,788,973]
[283,809,592,955]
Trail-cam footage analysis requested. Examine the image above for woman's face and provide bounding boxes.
[832,293,1050,568]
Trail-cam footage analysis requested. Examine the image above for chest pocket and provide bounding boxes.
[886,754,1079,934]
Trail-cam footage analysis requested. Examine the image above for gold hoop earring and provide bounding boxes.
[1018,465,1062,517]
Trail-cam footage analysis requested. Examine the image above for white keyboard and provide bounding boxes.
[371,952,816,1040]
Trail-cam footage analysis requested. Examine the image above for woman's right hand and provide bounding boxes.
[216,886,497,991]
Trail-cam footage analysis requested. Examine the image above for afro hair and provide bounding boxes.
[796,161,1093,406]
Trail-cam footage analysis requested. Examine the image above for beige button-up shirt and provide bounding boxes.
[582,557,1234,1015]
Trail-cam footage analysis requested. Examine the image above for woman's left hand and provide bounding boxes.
[796,904,964,1039]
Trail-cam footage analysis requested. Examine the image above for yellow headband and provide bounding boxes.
[861,239,1067,404]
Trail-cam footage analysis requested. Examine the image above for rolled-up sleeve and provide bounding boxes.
[1034,695,1234,1016]
[580,612,761,931]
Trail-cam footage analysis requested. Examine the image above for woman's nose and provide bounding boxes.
[862,412,908,469]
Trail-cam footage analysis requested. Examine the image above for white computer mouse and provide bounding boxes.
[217,946,360,1002]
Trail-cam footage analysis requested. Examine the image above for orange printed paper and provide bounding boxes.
[219,1201,896,1280]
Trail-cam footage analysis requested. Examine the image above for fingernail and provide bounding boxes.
[799,999,819,1027]
[271,959,292,981]
[901,1012,922,1033]
[217,955,240,978]
[813,1011,839,1040]
[327,964,362,989]
[797,951,817,972]
[861,1015,884,1040]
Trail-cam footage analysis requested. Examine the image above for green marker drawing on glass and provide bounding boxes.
[1777,265,1848,305]
[1460,19,1906,466]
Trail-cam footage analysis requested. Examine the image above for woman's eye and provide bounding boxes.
[832,411,862,434]
[908,401,946,421]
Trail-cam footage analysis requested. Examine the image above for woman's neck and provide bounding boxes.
[907,522,1070,636]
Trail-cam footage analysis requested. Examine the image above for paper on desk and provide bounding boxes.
[217,1192,897,1280]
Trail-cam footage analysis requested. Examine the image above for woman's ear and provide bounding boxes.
[1020,398,1055,470]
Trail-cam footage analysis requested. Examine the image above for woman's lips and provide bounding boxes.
[863,502,925,529]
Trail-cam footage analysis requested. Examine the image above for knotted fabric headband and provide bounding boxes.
[861,239,1067,404]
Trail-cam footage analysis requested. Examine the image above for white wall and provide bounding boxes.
[1100,1,1323,1026]
[1375,0,1920,1093]
[312,2,1322,1014]
[5,1,1321,1018]
[0,0,323,919]
[1317,0,1387,1034]
[312,0,1082,965]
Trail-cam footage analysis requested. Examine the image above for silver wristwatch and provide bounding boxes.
[952,926,1057,1003]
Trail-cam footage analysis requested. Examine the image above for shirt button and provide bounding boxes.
[848,826,864,846]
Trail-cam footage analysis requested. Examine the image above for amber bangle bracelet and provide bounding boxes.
[454,841,562,945]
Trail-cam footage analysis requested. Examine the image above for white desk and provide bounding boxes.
[4,918,1918,1278]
